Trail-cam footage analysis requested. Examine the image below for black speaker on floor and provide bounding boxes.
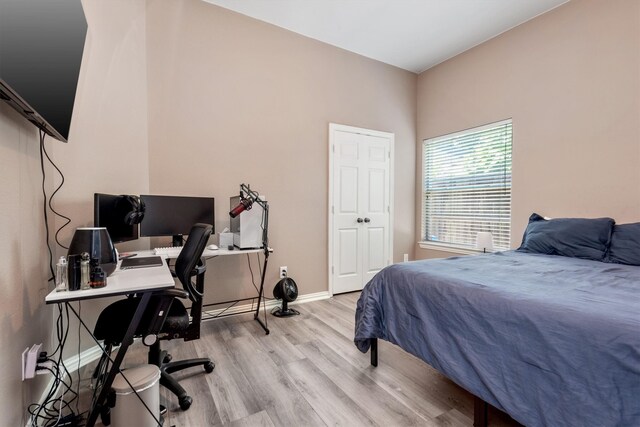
[271,277,300,317]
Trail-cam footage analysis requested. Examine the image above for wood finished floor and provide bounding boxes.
[84,292,521,426]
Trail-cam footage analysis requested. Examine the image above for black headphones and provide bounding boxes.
[120,195,145,225]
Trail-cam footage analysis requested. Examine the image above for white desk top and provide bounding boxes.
[45,247,272,304]
[136,247,270,259]
[45,258,175,304]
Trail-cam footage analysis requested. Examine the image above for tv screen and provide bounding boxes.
[140,195,215,238]
[94,193,138,244]
[0,0,87,141]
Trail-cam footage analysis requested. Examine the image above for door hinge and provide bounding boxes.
[332,144,335,153]
[331,266,334,274]
[331,205,334,214]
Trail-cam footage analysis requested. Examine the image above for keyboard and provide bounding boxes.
[154,246,183,257]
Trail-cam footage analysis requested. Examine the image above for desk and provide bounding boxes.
[45,259,175,427]
[138,246,272,334]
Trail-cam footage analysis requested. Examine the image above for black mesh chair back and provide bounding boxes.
[175,223,212,303]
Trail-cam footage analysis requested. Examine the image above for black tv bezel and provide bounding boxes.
[0,80,67,142]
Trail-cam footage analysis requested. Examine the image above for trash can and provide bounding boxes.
[111,364,161,427]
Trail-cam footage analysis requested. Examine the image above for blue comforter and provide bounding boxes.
[355,251,640,427]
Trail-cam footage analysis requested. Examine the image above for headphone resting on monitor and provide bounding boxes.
[120,195,145,225]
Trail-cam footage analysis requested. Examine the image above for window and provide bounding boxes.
[422,119,512,251]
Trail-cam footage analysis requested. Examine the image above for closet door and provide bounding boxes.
[330,125,392,294]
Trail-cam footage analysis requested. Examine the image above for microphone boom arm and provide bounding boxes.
[238,183,269,251]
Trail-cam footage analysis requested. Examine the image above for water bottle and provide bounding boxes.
[55,256,68,292]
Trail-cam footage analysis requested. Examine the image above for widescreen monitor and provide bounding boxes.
[93,193,138,243]
[140,195,215,245]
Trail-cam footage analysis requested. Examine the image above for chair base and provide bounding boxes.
[149,345,215,411]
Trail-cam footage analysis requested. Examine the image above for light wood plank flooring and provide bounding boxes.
[83,292,521,426]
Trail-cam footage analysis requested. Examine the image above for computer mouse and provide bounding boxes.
[207,244,219,250]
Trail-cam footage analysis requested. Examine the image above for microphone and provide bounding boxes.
[229,197,253,218]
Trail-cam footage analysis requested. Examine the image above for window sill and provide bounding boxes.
[418,242,482,255]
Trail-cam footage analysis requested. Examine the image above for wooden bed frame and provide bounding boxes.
[369,338,490,427]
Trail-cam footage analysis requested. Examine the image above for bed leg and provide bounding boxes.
[370,338,378,367]
[473,395,488,427]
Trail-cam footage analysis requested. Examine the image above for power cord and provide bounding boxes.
[246,253,273,300]
[27,303,82,427]
[38,129,72,282]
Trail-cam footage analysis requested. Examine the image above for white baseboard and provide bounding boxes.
[30,290,331,422]
[201,290,331,318]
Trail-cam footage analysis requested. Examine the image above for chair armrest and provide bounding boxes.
[189,262,206,277]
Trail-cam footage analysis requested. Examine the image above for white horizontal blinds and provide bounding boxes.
[423,120,512,250]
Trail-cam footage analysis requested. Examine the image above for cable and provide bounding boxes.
[38,129,72,284]
[246,253,273,300]
[39,129,55,281]
[40,132,71,250]
[27,302,81,426]
[76,302,81,415]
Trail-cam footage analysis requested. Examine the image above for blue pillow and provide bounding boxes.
[518,213,614,261]
[607,223,640,266]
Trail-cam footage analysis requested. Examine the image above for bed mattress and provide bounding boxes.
[354,251,640,426]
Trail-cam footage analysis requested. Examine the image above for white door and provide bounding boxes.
[330,124,393,294]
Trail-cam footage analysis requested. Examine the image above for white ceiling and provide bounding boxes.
[203,0,568,73]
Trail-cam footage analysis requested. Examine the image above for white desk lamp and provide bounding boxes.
[476,232,494,253]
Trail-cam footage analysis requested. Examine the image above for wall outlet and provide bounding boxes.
[403,253,409,262]
[279,266,288,278]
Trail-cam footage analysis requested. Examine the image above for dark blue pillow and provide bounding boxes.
[518,213,614,261]
[607,223,640,266]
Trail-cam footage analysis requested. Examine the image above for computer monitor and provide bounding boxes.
[140,195,215,246]
[93,193,139,243]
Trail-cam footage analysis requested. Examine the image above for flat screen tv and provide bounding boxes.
[0,0,87,142]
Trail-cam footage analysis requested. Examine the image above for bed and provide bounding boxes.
[354,250,640,426]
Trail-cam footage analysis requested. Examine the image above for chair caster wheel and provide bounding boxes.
[179,395,192,410]
[163,354,173,363]
[204,361,215,373]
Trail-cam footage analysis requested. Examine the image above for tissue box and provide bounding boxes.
[219,232,234,248]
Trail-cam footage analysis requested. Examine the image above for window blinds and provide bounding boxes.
[422,120,512,251]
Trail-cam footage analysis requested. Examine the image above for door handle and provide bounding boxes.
[364,218,371,223]
[357,218,364,223]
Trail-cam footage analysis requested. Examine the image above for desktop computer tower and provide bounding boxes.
[230,195,265,249]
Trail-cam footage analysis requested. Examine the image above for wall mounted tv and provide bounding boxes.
[0,0,87,142]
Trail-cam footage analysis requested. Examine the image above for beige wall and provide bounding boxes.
[416,0,640,259]
[145,1,417,302]
[52,0,150,355]
[2,1,150,421]
[0,104,52,425]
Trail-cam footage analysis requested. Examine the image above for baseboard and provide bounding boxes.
[201,290,331,318]
[30,290,331,422]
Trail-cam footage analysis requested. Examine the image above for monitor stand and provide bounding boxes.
[172,235,184,247]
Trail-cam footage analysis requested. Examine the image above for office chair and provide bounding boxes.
[94,223,214,412]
